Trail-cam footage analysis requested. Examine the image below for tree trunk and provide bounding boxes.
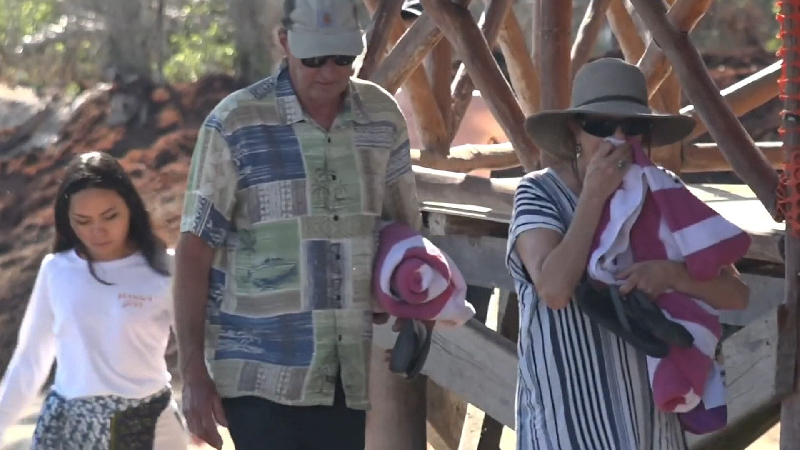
[104,0,151,79]
[229,0,281,84]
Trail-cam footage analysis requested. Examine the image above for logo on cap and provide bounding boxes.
[318,10,334,28]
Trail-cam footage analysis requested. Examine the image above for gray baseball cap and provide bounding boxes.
[285,0,365,59]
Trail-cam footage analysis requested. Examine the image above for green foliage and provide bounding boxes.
[163,1,236,82]
[0,0,58,46]
[0,0,60,85]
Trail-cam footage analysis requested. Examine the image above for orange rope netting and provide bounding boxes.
[775,1,800,237]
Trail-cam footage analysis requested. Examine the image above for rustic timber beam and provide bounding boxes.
[629,0,781,218]
[606,0,645,62]
[418,0,539,171]
[362,0,449,156]
[426,40,454,144]
[408,141,783,174]
[496,6,540,115]
[358,0,404,79]
[685,142,782,173]
[571,0,613,78]
[411,144,521,172]
[370,14,444,93]
[637,0,715,98]
[681,61,781,141]
[450,0,514,139]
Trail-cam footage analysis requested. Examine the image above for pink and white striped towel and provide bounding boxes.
[373,222,475,328]
[587,141,751,434]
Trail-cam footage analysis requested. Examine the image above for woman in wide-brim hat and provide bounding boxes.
[504,58,749,449]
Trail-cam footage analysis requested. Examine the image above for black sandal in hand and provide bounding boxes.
[389,319,433,379]
[575,279,693,358]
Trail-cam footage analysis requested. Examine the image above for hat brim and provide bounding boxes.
[288,29,365,59]
[524,100,697,159]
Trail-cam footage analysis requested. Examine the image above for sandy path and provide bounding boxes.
[0,392,781,450]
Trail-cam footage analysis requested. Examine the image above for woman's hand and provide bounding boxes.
[583,141,633,202]
[616,260,684,298]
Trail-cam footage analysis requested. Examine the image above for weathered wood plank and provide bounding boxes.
[687,309,790,449]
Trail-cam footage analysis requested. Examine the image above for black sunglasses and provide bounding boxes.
[300,55,357,68]
[579,116,652,138]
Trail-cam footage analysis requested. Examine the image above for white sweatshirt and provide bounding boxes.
[0,249,174,436]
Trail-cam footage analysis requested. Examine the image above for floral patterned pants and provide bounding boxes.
[31,387,188,450]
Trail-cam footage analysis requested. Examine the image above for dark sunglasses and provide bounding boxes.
[579,116,652,138]
[300,55,357,68]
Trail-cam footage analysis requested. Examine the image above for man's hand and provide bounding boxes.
[372,312,389,325]
[379,317,436,363]
[392,317,435,333]
[181,366,228,450]
[616,260,684,298]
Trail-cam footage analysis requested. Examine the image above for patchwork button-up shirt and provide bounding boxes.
[180,65,421,409]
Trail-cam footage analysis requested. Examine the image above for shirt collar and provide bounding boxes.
[274,61,371,126]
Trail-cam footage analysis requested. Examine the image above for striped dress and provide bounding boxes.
[505,169,688,450]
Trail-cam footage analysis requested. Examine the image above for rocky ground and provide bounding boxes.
[0,49,785,448]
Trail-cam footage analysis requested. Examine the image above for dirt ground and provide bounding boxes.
[0,391,782,449]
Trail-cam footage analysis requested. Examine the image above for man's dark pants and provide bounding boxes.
[221,375,366,450]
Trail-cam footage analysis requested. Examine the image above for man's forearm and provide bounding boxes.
[173,233,214,378]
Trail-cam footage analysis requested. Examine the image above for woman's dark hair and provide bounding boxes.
[53,152,170,284]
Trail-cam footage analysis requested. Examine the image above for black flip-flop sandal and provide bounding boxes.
[624,288,694,349]
[389,319,433,379]
[576,280,670,358]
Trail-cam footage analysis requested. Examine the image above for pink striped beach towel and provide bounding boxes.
[587,141,751,434]
[373,222,475,328]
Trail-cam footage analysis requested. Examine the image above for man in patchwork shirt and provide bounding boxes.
[171,0,421,448]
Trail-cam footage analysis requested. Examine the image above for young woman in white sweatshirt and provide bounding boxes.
[0,152,189,449]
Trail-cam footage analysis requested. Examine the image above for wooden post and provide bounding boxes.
[418,0,539,171]
[778,2,800,447]
[360,4,433,450]
[570,0,613,78]
[629,0,780,217]
[535,0,573,168]
[535,0,572,111]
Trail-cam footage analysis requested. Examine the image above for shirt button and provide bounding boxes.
[333,215,339,221]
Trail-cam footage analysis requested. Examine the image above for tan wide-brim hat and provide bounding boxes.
[525,58,697,160]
